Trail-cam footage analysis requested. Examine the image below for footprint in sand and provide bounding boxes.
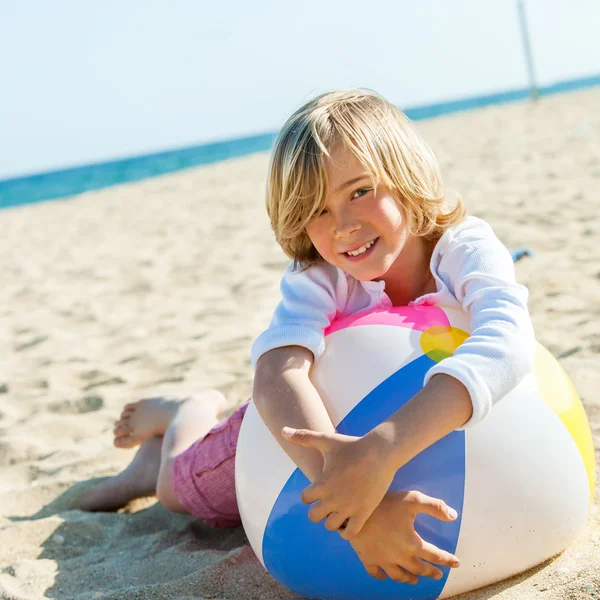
[83,378,125,391]
[48,395,104,415]
[78,370,126,391]
[15,335,48,352]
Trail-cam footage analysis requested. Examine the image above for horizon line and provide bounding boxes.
[1,72,599,209]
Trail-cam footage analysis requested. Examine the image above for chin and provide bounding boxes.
[352,267,387,282]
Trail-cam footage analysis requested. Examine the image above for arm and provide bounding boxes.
[365,374,472,470]
[371,218,535,459]
[422,219,537,427]
[250,262,349,371]
[253,346,335,482]
[250,262,348,479]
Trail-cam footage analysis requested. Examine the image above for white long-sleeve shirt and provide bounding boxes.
[251,216,536,428]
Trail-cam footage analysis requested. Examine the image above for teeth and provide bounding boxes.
[347,239,375,256]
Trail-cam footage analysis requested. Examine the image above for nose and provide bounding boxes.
[333,208,360,238]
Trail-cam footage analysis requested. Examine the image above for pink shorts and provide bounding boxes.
[171,400,249,528]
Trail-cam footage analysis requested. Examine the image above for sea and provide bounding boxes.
[1,74,599,211]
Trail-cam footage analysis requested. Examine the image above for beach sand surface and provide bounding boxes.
[0,87,599,600]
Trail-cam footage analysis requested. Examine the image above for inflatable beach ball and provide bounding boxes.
[235,306,595,600]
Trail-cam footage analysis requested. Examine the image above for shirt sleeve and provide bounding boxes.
[423,220,537,428]
[250,262,349,370]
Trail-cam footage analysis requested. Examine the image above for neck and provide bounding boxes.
[378,236,436,307]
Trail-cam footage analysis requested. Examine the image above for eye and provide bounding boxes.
[352,187,371,199]
[317,207,328,217]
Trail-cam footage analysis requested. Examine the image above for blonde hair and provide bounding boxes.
[266,89,466,267]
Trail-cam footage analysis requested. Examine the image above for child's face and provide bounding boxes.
[305,144,411,282]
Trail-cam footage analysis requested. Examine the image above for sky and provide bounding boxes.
[1,0,599,180]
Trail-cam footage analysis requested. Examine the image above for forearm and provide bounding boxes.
[253,346,335,482]
[367,374,473,469]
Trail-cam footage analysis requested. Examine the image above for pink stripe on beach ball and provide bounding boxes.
[325,305,451,337]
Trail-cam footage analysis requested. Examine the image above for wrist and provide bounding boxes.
[362,425,404,472]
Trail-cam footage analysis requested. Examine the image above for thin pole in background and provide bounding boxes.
[517,0,539,101]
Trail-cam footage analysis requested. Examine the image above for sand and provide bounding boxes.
[0,87,598,600]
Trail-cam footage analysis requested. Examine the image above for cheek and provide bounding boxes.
[375,197,405,229]
[305,222,328,254]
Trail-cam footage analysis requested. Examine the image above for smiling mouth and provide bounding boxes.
[344,237,379,258]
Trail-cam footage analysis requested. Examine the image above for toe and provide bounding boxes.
[114,435,136,448]
[120,408,135,419]
[114,424,132,437]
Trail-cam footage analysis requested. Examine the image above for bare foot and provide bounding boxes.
[78,436,163,512]
[113,391,226,449]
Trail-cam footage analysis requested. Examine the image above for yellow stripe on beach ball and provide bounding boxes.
[420,326,470,363]
[534,343,596,504]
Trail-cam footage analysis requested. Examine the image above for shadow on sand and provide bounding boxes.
[8,478,558,600]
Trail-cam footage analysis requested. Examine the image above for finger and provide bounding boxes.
[384,565,418,585]
[337,514,367,540]
[300,483,325,505]
[419,541,460,568]
[307,501,333,524]
[324,512,347,532]
[281,427,333,452]
[365,565,387,580]
[404,557,443,580]
[408,491,458,522]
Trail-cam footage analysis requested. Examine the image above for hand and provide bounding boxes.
[349,491,460,584]
[281,426,396,538]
